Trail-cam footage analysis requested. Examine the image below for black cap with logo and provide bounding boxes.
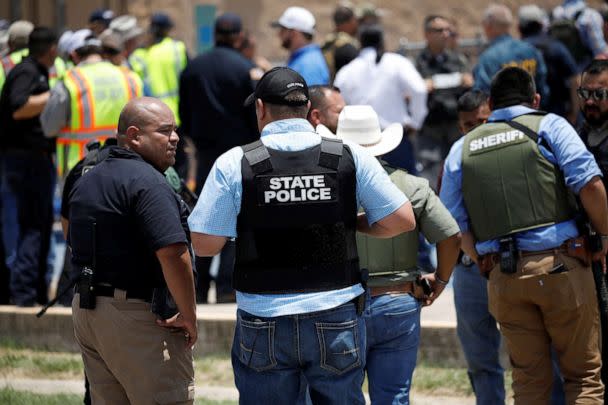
[244,67,309,106]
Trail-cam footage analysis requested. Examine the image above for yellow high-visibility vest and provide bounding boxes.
[57,61,143,176]
[142,37,187,125]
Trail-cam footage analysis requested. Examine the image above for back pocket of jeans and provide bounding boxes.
[238,316,277,372]
[316,319,361,375]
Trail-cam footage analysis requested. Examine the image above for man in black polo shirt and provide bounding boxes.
[179,12,257,303]
[0,27,57,306]
[68,97,196,403]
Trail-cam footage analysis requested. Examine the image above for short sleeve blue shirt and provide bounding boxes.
[440,105,602,255]
[188,118,408,317]
[288,44,330,86]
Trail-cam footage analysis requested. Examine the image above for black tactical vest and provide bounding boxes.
[582,126,608,191]
[233,138,360,294]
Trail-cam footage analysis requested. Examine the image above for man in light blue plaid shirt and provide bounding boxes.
[189,67,415,404]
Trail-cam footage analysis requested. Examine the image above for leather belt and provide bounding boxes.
[92,284,154,302]
[369,282,415,297]
[478,237,588,277]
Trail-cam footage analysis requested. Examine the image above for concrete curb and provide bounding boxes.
[0,291,468,365]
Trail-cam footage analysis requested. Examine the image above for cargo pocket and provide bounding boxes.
[316,319,361,375]
[487,270,508,322]
[238,316,277,372]
[154,381,195,404]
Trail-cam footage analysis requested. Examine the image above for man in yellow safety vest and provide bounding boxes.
[41,30,142,177]
[130,13,187,124]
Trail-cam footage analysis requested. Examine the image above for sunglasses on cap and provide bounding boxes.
[577,87,608,101]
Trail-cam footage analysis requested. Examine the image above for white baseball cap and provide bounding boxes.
[66,29,100,54]
[271,7,316,35]
[316,105,403,157]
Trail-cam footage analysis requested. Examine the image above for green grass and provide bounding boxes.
[0,388,237,404]
[0,348,83,379]
[0,388,83,405]
[412,363,473,396]
[0,343,515,399]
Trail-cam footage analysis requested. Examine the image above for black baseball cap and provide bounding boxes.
[244,67,309,106]
[215,13,242,35]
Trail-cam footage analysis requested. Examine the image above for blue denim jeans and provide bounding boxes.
[365,291,421,405]
[453,263,565,405]
[1,151,54,306]
[232,301,366,405]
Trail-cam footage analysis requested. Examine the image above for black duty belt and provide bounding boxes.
[79,284,154,302]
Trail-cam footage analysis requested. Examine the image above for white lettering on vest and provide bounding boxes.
[469,130,525,152]
[263,174,333,204]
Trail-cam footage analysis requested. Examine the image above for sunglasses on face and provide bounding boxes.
[577,88,608,101]
[428,27,451,34]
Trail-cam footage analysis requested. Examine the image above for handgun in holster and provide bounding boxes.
[499,236,517,274]
[78,266,96,309]
[79,222,97,310]
[151,287,178,319]
[566,236,593,266]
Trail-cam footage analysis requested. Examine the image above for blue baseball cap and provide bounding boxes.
[89,9,114,25]
[150,13,174,29]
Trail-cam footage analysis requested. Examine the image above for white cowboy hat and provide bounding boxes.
[316,105,403,156]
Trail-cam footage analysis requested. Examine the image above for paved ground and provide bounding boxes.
[0,377,475,405]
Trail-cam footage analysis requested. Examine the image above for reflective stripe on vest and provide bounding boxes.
[57,62,141,176]
[0,49,28,91]
[462,113,577,242]
[357,166,420,286]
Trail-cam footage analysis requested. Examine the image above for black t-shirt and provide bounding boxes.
[178,45,258,170]
[67,147,188,290]
[0,56,54,152]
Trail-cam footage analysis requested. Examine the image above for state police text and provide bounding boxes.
[263,175,334,203]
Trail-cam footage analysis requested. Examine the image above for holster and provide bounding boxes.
[565,236,592,267]
[478,254,498,279]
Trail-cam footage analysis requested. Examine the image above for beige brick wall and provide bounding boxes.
[3,0,606,61]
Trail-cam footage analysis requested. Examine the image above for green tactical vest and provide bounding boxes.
[321,32,359,78]
[357,164,420,287]
[462,113,577,242]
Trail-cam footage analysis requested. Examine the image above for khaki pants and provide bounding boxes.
[72,291,195,404]
[488,252,603,405]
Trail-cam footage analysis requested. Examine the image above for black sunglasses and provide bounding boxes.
[577,87,608,101]
[427,27,452,34]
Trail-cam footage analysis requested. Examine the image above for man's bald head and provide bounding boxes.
[117,97,169,145]
[116,97,179,171]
